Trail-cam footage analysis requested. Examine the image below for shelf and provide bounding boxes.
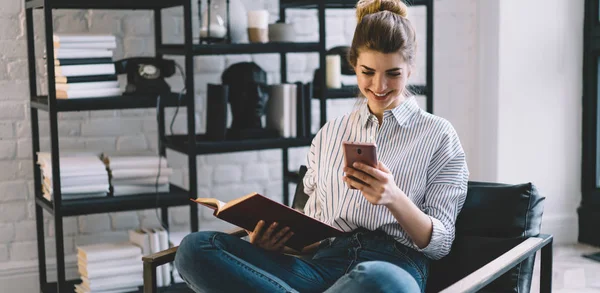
[35,185,191,217]
[42,281,193,293]
[280,0,430,9]
[323,84,428,99]
[30,93,186,112]
[158,42,321,56]
[26,0,185,10]
[165,135,314,155]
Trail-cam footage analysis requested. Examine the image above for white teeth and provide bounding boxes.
[374,92,388,97]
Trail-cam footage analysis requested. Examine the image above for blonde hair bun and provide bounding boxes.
[355,0,408,22]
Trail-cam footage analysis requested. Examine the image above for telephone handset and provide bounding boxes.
[114,57,176,95]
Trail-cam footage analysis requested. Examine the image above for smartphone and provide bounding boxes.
[342,141,378,189]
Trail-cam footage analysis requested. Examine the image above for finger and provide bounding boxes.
[262,222,278,241]
[377,161,391,173]
[272,226,290,244]
[275,231,294,248]
[353,162,387,180]
[251,220,266,243]
[345,167,374,186]
[345,176,380,197]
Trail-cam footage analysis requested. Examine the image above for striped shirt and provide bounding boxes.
[303,96,469,260]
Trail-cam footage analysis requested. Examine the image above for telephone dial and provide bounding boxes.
[114,57,176,95]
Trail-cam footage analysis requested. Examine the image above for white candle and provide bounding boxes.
[326,55,342,89]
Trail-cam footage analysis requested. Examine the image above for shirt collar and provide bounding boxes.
[359,96,421,127]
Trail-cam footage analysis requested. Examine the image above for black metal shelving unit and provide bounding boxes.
[25,0,433,292]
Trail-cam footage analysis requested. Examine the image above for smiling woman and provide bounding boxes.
[174,1,468,293]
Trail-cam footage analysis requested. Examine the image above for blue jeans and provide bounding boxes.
[174,228,429,293]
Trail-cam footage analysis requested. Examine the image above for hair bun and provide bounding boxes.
[355,0,408,22]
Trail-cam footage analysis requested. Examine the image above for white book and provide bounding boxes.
[78,255,140,271]
[53,34,116,43]
[143,228,163,287]
[56,87,122,99]
[56,81,119,91]
[55,64,116,77]
[107,156,169,169]
[156,227,171,286]
[112,184,169,196]
[111,168,173,180]
[53,49,113,59]
[78,263,142,279]
[267,84,297,138]
[44,175,109,188]
[80,274,143,291]
[74,284,138,293]
[55,40,117,50]
[128,229,152,256]
[47,184,109,195]
[77,242,142,263]
[112,176,170,186]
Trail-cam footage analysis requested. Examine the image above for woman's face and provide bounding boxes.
[355,49,411,116]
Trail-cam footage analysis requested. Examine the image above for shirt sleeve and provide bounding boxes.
[414,126,469,260]
[303,129,322,219]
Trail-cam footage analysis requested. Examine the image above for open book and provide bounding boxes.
[192,192,344,251]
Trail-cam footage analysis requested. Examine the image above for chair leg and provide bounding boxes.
[144,261,157,293]
[540,238,553,293]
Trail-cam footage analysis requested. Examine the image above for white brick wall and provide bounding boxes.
[0,0,480,282]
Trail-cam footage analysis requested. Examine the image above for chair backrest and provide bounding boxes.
[292,166,546,293]
[427,182,545,293]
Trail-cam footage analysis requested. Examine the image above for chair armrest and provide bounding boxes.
[143,228,249,292]
[440,234,553,293]
[142,246,179,266]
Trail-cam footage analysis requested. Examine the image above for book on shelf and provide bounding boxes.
[56,87,122,99]
[53,48,114,59]
[77,242,142,263]
[54,40,117,50]
[192,192,345,251]
[54,57,114,66]
[55,74,118,84]
[74,284,138,293]
[53,33,116,43]
[129,227,171,287]
[55,63,116,77]
[55,80,119,91]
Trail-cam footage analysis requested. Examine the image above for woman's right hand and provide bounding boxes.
[246,220,294,252]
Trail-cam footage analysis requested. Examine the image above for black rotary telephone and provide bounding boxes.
[114,57,176,95]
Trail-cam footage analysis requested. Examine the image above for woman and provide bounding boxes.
[175,0,469,292]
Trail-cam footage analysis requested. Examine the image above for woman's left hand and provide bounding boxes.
[343,161,404,206]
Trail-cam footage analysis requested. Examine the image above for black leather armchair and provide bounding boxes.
[142,166,553,293]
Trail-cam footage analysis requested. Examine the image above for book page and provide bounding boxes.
[222,192,258,210]
[193,198,226,210]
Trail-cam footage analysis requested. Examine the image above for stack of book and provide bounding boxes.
[168,231,190,284]
[36,152,109,201]
[75,242,144,293]
[102,155,172,196]
[52,33,121,99]
[128,227,171,287]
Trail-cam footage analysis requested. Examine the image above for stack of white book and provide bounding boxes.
[102,155,172,196]
[168,231,190,284]
[128,227,172,287]
[75,242,144,293]
[51,33,120,99]
[36,152,109,201]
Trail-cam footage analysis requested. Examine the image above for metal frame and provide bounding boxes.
[25,0,435,291]
[580,0,600,248]
[440,234,553,293]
